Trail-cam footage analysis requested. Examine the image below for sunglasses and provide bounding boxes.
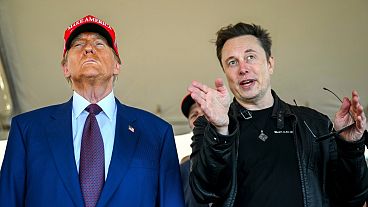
[294,88,356,142]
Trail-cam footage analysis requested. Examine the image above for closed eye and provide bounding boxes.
[95,40,107,47]
[71,42,84,48]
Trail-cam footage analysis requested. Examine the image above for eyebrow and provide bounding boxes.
[244,49,256,53]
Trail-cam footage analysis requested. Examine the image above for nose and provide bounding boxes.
[239,60,248,75]
[84,42,95,55]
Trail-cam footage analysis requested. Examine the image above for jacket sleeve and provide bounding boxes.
[327,130,368,207]
[189,115,239,204]
[0,117,26,207]
[158,124,185,207]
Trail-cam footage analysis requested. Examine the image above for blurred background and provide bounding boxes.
[0,0,367,163]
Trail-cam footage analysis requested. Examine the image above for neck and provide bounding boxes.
[237,90,274,110]
[72,81,113,103]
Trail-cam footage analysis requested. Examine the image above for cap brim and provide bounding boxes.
[65,23,114,51]
[181,94,195,118]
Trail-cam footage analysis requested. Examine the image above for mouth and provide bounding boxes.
[83,59,97,65]
[240,79,256,87]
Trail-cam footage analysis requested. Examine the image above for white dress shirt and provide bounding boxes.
[72,91,117,179]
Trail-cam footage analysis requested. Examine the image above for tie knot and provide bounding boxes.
[86,104,102,115]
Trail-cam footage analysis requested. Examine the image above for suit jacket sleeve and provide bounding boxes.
[0,117,26,207]
[158,124,185,207]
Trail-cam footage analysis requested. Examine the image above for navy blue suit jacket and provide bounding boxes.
[0,98,184,207]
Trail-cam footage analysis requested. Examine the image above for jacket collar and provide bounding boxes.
[47,98,84,206]
[96,98,139,207]
[230,90,294,129]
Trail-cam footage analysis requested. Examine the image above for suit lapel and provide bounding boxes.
[97,101,139,207]
[46,99,84,207]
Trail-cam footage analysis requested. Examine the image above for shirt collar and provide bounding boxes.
[72,90,116,120]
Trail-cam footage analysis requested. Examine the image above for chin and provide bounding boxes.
[239,90,260,100]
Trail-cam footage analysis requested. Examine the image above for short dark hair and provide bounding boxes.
[215,23,272,67]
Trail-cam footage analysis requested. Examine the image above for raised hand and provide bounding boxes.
[188,78,231,135]
[334,90,367,142]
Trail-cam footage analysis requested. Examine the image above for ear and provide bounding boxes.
[113,62,121,75]
[267,56,275,75]
[62,63,71,78]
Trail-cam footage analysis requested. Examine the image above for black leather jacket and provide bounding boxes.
[189,91,368,207]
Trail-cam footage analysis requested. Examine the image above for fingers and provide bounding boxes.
[188,80,216,110]
[188,81,206,101]
[350,90,367,132]
[350,90,362,115]
[187,79,230,126]
[189,80,210,94]
[336,97,351,119]
[333,90,367,141]
[355,115,364,132]
[214,78,224,89]
[215,78,228,94]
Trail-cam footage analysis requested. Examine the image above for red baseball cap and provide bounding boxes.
[63,15,120,60]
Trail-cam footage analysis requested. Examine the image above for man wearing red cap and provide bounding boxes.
[0,15,184,207]
[179,94,209,207]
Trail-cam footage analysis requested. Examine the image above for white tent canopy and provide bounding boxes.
[0,0,367,139]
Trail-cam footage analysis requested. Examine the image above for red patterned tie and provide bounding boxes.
[79,104,104,207]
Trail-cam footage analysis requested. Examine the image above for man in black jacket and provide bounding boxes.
[188,22,368,207]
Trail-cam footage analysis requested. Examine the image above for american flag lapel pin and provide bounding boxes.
[128,125,135,133]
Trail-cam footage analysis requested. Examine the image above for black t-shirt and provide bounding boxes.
[234,106,303,207]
